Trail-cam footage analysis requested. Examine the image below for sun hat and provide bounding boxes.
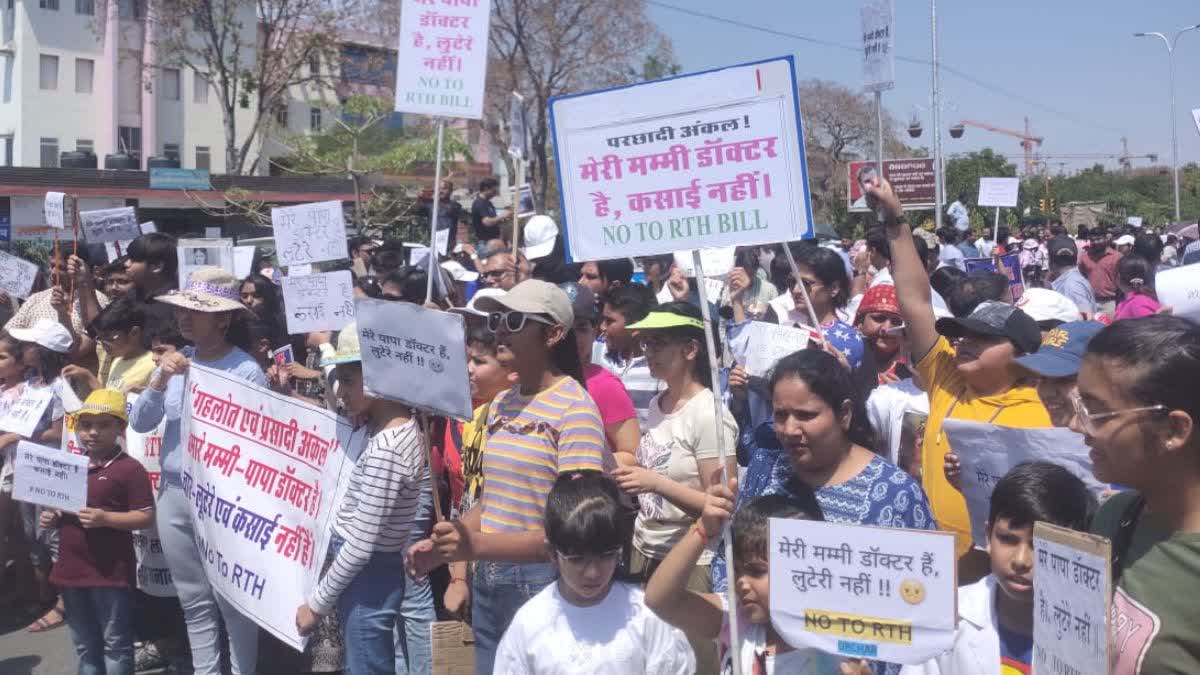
[448,287,507,319]
[472,279,574,327]
[440,260,479,283]
[1014,320,1105,378]
[9,318,73,354]
[626,311,705,331]
[75,388,128,423]
[557,281,597,322]
[321,322,362,366]
[522,215,559,260]
[935,300,1041,354]
[1022,238,1040,250]
[156,266,246,313]
[1014,288,1082,328]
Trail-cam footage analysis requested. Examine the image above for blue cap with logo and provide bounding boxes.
[1014,320,1105,378]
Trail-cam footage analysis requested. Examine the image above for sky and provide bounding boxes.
[648,0,1200,176]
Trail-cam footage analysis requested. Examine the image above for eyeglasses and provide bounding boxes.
[1068,389,1168,436]
[481,268,516,280]
[555,548,622,566]
[486,311,554,334]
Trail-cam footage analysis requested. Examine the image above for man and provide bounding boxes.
[480,252,519,291]
[368,241,406,278]
[1047,235,1095,318]
[973,230,996,258]
[348,236,375,266]
[9,244,107,361]
[937,227,967,271]
[1077,227,1121,316]
[577,258,634,305]
[470,177,508,248]
[947,191,971,233]
[955,229,980,259]
[417,181,464,253]
[1114,233,1135,256]
[850,164,877,209]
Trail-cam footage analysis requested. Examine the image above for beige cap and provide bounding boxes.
[473,279,574,327]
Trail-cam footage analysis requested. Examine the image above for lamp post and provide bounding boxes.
[930,0,944,229]
[1134,24,1200,223]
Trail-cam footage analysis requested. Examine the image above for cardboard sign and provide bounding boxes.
[393,0,492,120]
[673,247,736,279]
[1126,216,1143,228]
[0,386,54,437]
[280,271,355,334]
[177,238,235,289]
[233,246,256,279]
[943,420,1109,549]
[742,321,819,377]
[861,0,895,92]
[0,249,39,298]
[1156,262,1200,323]
[847,159,936,212]
[288,264,313,277]
[270,201,348,267]
[13,441,88,512]
[964,254,1025,301]
[1192,108,1200,137]
[79,206,141,243]
[550,56,814,261]
[977,177,1019,208]
[509,91,527,159]
[356,299,472,421]
[140,221,158,234]
[1033,522,1111,675]
[124,392,175,596]
[103,240,134,262]
[769,518,957,664]
[44,192,67,229]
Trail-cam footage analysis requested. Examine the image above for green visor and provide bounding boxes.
[626,311,705,331]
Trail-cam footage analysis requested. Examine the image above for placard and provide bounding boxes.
[233,246,256,279]
[550,56,813,261]
[270,201,348,267]
[1032,522,1111,675]
[180,364,355,649]
[0,248,39,298]
[44,192,67,229]
[742,321,819,377]
[177,238,235,288]
[672,247,736,279]
[769,518,957,664]
[1126,216,1143,228]
[103,240,135,262]
[281,271,355,334]
[356,298,471,421]
[943,420,1108,549]
[140,221,158,234]
[861,0,895,92]
[124,392,175,597]
[847,159,936,212]
[393,0,492,120]
[0,386,54,437]
[13,440,88,512]
[964,253,1025,301]
[977,177,1019,208]
[288,264,313,277]
[1156,262,1200,323]
[508,91,527,160]
[1193,108,1200,137]
[79,206,141,243]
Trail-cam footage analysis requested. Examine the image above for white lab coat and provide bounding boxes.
[900,576,1003,675]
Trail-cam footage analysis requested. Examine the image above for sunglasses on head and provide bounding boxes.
[486,311,554,334]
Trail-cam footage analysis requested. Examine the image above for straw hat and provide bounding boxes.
[321,322,362,366]
[156,267,246,313]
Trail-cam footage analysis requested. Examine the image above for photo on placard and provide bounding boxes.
[177,238,235,287]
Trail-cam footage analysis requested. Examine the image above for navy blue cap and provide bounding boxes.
[1015,320,1105,378]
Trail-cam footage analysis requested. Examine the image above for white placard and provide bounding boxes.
[509,91,527,159]
[769,518,957,664]
[1156,262,1200,323]
[79,206,141,243]
[44,192,67,229]
[233,246,256,279]
[861,0,895,92]
[1032,522,1111,675]
[270,201,348,267]
[140,221,158,234]
[673,247,736,278]
[280,271,355,335]
[550,56,813,261]
[1192,108,1200,136]
[977,177,1019,208]
[1126,216,1143,228]
[180,364,354,649]
[0,386,54,437]
[13,441,88,512]
[287,264,313,277]
[103,240,134,262]
[393,0,492,120]
[177,238,235,288]
[0,249,40,298]
[357,298,471,420]
[742,321,819,377]
[944,420,1108,549]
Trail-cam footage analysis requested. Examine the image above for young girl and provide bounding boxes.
[1112,255,1162,321]
[0,332,30,607]
[766,245,864,370]
[494,472,694,674]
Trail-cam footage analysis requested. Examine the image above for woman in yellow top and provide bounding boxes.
[865,178,1051,571]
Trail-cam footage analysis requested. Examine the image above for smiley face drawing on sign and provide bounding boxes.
[899,579,926,605]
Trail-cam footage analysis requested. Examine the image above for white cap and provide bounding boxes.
[1015,288,1082,325]
[9,318,73,354]
[440,260,479,282]
[1007,236,1021,245]
[1022,238,1039,250]
[1115,234,1135,246]
[448,287,507,318]
[522,215,558,260]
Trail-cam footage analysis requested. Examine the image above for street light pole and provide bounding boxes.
[1134,25,1200,223]
[931,0,944,229]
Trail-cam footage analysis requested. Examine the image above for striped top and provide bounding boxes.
[480,376,606,534]
[592,340,661,432]
[309,420,427,615]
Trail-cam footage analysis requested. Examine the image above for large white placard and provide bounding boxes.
[944,420,1108,549]
[270,201,348,267]
[861,0,895,92]
[180,364,355,649]
[549,56,814,261]
[0,249,39,298]
[124,392,176,597]
[393,0,491,120]
[233,246,256,279]
[0,386,54,437]
[1033,522,1111,675]
[281,271,355,334]
[977,177,1019,208]
[177,238,235,289]
[1156,262,1200,323]
[13,441,88,512]
[672,247,736,279]
[80,207,141,243]
[742,321,819,377]
[44,192,67,229]
[356,299,471,421]
[769,518,957,664]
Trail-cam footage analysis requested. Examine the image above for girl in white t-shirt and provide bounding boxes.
[494,471,694,675]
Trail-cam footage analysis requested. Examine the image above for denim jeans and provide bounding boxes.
[470,560,557,675]
[61,586,135,675]
[332,535,414,675]
[395,487,435,675]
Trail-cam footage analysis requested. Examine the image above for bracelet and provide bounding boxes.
[692,522,710,545]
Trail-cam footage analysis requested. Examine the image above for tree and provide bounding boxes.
[943,148,1016,230]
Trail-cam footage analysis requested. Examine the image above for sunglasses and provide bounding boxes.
[486,311,554,334]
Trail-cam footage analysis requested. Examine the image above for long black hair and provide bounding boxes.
[769,348,875,449]
[653,301,717,389]
[732,491,824,565]
[544,470,626,556]
[240,274,283,322]
[796,245,852,309]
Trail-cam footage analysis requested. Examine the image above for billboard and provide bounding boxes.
[847,158,936,212]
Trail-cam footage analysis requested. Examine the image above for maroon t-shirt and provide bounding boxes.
[50,451,154,588]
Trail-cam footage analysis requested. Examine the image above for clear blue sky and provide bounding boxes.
[648,0,1200,175]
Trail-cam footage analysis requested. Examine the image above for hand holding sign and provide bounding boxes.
[13,441,88,512]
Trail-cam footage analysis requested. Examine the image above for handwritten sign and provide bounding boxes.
[861,0,895,92]
[123,392,175,596]
[0,249,39,298]
[742,321,818,377]
[964,253,1025,301]
[357,299,471,421]
[13,441,88,512]
[769,518,957,664]
[549,56,813,261]
[177,238,234,289]
[0,386,54,437]
[1033,522,1111,675]
[233,246,256,279]
[977,177,1019,208]
[1156,262,1200,324]
[270,201,348,267]
[281,271,355,334]
[180,364,354,649]
[393,0,492,120]
[80,206,140,243]
[943,420,1108,549]
[44,192,67,229]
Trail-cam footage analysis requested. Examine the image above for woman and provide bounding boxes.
[612,301,737,674]
[1076,316,1200,674]
[239,274,282,323]
[854,283,909,384]
[768,245,865,370]
[408,280,607,675]
[129,267,268,675]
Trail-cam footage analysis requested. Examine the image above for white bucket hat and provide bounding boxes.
[156,266,246,313]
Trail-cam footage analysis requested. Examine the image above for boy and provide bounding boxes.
[595,283,658,427]
[40,388,155,674]
[902,462,1095,674]
[146,314,189,366]
[61,298,155,395]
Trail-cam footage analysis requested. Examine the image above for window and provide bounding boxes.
[310,107,321,132]
[274,103,288,128]
[4,137,13,167]
[117,0,139,18]
[193,72,208,104]
[467,122,480,145]
[162,68,180,101]
[117,126,141,158]
[163,143,179,161]
[308,53,319,75]
[74,58,93,94]
[39,54,58,90]
[40,137,58,167]
[75,0,93,14]
[76,139,93,154]
[39,0,58,9]
[195,146,210,171]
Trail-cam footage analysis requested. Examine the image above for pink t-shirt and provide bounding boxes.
[1114,293,1161,321]
[584,364,636,429]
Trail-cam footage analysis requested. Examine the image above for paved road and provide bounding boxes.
[0,603,76,675]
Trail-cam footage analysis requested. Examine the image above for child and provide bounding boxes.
[494,471,694,674]
[145,315,189,367]
[1112,255,1161,321]
[0,332,30,597]
[39,388,155,673]
[902,462,1095,674]
[62,298,155,395]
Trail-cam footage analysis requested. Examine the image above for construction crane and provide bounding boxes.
[955,117,1043,176]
